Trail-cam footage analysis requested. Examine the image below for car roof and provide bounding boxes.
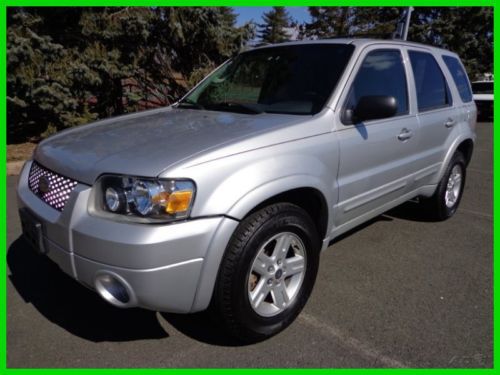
[252,38,457,56]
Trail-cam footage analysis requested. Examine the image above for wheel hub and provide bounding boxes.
[445,165,462,208]
[247,232,307,317]
[274,268,283,280]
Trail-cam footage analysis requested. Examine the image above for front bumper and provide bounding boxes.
[16,161,239,313]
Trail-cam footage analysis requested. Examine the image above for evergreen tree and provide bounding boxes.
[259,7,291,44]
[305,7,354,38]
[7,10,96,141]
[6,6,492,143]
[409,7,493,79]
[352,7,402,36]
[302,6,492,79]
[152,7,254,87]
[7,7,253,143]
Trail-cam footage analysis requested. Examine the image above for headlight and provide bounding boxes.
[94,175,196,223]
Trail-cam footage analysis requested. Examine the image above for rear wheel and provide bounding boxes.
[211,203,320,342]
[421,151,466,220]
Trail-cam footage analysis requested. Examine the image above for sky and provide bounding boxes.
[233,7,311,26]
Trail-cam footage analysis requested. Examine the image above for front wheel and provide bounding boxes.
[211,203,320,342]
[421,151,466,221]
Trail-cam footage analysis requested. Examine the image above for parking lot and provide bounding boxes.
[7,122,492,368]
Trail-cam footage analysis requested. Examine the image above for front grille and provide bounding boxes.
[28,161,78,211]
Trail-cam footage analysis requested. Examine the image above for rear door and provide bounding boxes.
[406,48,460,186]
[333,46,420,228]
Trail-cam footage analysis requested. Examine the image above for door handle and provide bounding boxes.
[398,128,413,141]
[444,118,456,128]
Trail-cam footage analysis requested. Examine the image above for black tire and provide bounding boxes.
[210,203,320,343]
[421,151,466,221]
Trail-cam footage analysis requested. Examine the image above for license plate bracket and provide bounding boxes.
[19,208,47,254]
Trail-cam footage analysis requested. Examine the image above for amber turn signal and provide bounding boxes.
[166,191,193,214]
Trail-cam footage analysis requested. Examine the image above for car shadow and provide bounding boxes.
[7,237,168,342]
[329,215,393,246]
[384,200,441,223]
[329,200,439,246]
[8,236,248,347]
[160,312,247,347]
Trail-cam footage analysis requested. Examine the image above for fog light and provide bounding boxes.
[96,274,130,304]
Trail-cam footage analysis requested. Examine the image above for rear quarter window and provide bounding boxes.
[442,55,473,103]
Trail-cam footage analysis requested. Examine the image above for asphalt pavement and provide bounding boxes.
[7,122,493,368]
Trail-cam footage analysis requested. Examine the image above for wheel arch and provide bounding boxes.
[456,138,474,166]
[434,136,475,185]
[242,187,329,241]
[190,179,332,313]
[225,175,332,241]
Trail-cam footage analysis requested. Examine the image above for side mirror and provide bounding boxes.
[343,95,398,124]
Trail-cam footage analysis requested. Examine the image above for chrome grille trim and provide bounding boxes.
[28,161,78,211]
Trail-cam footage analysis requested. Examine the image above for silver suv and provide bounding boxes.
[17,39,476,342]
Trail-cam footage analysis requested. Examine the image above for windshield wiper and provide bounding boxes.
[208,102,263,114]
[176,98,205,110]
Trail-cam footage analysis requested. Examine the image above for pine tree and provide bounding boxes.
[7,7,254,143]
[305,7,354,39]
[259,7,291,44]
[7,7,492,143]
[409,7,493,79]
[352,7,402,37]
[7,9,96,142]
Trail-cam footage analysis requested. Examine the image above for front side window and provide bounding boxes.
[442,55,473,103]
[409,51,452,111]
[179,44,355,115]
[344,49,409,120]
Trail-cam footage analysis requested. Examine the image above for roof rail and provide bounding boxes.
[316,33,395,40]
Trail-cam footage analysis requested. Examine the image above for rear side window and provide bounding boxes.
[345,49,408,117]
[442,55,473,103]
[409,51,452,111]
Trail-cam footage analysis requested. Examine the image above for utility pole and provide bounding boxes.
[393,7,414,40]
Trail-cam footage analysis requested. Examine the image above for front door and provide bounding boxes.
[333,47,420,231]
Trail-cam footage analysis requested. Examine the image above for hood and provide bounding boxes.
[34,106,304,184]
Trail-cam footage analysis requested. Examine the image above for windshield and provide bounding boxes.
[179,44,355,115]
[471,82,493,94]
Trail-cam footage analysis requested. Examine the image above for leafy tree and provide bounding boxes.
[259,7,291,44]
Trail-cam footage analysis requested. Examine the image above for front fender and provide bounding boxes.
[226,174,332,220]
[188,149,336,221]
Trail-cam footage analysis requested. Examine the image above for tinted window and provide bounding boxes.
[471,82,493,94]
[181,44,355,115]
[442,55,473,102]
[345,50,408,119]
[409,51,452,111]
